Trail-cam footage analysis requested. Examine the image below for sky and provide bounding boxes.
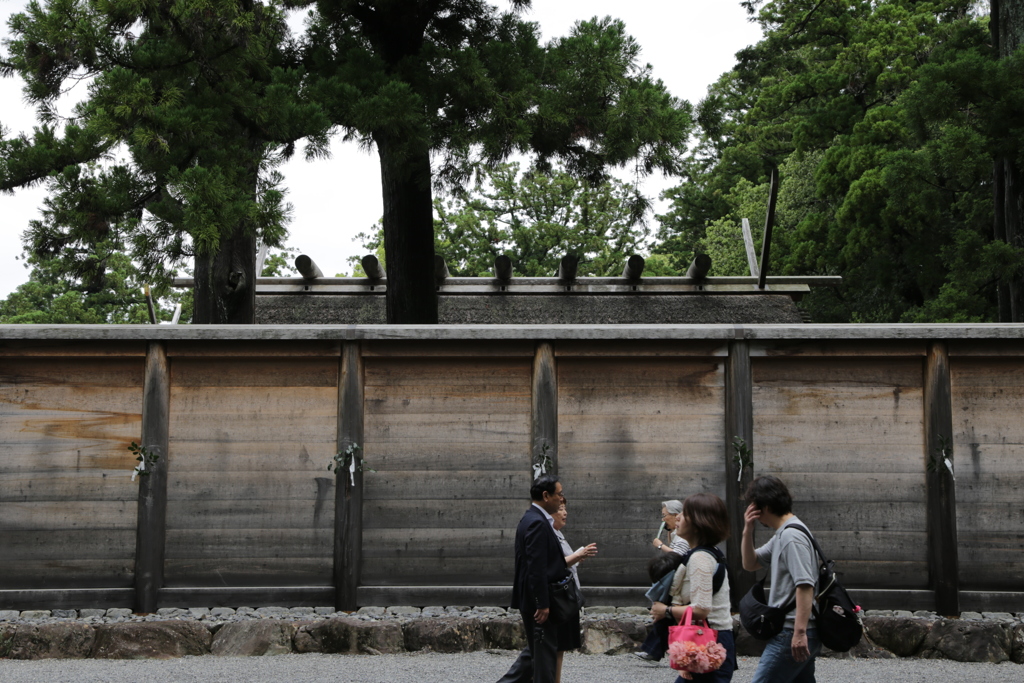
[0,1,764,299]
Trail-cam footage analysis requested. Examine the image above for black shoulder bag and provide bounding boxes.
[548,574,580,624]
[739,524,863,652]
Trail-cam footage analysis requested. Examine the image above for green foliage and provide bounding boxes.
[529,17,692,181]
[434,162,659,276]
[128,441,159,480]
[2,0,329,321]
[346,224,386,277]
[0,248,188,324]
[261,247,300,277]
[658,0,1024,323]
[300,3,692,321]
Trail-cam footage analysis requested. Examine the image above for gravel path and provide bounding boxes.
[0,652,1021,682]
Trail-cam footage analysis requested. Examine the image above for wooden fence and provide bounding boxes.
[1,324,1022,614]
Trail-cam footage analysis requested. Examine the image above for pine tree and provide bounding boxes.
[300,2,691,322]
[1,0,328,322]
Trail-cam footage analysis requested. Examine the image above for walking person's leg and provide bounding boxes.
[496,609,535,683]
[530,619,559,683]
[750,629,817,683]
[636,616,671,660]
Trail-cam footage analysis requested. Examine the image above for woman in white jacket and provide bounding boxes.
[650,493,736,682]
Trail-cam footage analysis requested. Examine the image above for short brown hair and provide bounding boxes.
[682,493,730,548]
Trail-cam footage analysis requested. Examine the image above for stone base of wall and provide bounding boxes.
[2,611,1023,663]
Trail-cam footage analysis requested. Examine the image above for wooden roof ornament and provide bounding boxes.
[494,255,513,282]
[296,254,324,280]
[686,254,712,281]
[361,255,385,280]
[622,255,645,280]
[171,248,842,324]
[556,253,579,281]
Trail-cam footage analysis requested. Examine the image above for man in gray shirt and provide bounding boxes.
[741,476,821,683]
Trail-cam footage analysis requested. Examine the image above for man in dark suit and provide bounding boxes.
[496,474,568,683]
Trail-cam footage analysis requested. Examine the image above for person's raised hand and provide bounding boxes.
[743,502,761,530]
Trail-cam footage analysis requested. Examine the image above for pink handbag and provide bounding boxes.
[667,606,724,674]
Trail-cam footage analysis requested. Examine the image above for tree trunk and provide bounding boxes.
[993,0,1024,321]
[376,133,438,324]
[192,224,257,324]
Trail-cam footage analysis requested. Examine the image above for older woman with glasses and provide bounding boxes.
[653,499,690,555]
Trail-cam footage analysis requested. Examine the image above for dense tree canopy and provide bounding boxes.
[656,0,1024,322]
[434,162,671,277]
[3,1,691,324]
[299,2,692,321]
[6,0,1021,325]
[0,248,186,324]
[1,0,327,322]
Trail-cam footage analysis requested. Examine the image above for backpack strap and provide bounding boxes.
[761,524,821,617]
[781,523,840,612]
[783,523,829,566]
[680,546,727,594]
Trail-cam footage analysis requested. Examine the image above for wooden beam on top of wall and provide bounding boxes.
[135,341,170,614]
[725,339,754,610]
[531,342,558,478]
[924,341,960,616]
[335,341,365,611]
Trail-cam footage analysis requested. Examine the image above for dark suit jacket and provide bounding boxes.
[510,504,569,612]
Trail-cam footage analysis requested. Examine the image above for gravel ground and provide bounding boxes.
[0,652,1021,682]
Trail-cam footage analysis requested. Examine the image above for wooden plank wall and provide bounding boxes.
[752,348,929,588]
[360,342,534,586]
[949,346,1024,591]
[0,333,1022,611]
[162,343,339,587]
[0,347,144,589]
[556,342,727,585]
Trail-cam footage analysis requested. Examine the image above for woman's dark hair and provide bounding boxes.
[682,493,731,548]
[743,475,793,517]
[530,474,560,501]
[648,552,684,583]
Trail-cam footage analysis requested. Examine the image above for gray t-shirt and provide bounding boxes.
[753,517,818,629]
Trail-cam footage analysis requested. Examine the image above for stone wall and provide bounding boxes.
[1,606,1022,664]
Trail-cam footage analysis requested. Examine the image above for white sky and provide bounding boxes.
[0,1,762,297]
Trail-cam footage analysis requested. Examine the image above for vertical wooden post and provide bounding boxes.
[135,341,170,613]
[925,341,960,615]
[335,341,365,611]
[725,339,755,608]
[531,342,558,477]
[757,167,779,290]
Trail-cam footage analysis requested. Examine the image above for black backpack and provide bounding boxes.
[793,526,863,652]
[739,524,863,652]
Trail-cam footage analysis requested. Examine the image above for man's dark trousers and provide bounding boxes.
[495,609,558,683]
[497,504,567,683]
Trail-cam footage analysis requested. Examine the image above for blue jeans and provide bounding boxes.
[750,628,821,683]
